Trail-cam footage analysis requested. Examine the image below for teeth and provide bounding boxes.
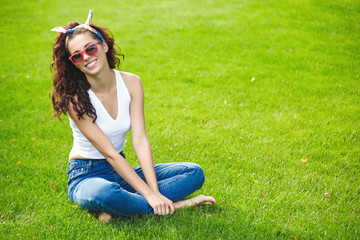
[86,60,96,67]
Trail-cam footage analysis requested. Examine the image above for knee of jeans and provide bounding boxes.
[77,181,126,211]
[189,163,205,189]
[93,183,125,205]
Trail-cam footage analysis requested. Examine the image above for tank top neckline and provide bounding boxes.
[88,69,120,121]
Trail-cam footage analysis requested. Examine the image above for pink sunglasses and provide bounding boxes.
[68,40,103,65]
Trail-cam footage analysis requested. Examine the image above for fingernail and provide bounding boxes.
[212,200,216,204]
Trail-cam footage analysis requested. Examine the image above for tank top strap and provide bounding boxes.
[114,69,131,103]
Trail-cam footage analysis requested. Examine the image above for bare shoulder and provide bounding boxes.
[119,71,143,97]
[120,71,142,86]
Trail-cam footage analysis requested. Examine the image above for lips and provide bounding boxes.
[85,59,97,68]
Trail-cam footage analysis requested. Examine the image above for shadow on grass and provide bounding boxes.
[94,204,289,239]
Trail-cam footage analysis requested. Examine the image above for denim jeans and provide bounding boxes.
[66,152,205,217]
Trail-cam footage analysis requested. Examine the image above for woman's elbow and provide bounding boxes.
[132,136,149,150]
[104,151,122,163]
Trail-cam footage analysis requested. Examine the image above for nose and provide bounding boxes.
[83,52,92,62]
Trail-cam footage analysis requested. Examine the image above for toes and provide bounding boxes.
[202,196,216,204]
[204,196,216,205]
[194,195,216,205]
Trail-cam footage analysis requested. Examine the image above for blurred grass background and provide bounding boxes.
[0,0,359,239]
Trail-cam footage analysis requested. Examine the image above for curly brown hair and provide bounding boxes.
[50,22,124,121]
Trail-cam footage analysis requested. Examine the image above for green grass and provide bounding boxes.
[1,0,359,239]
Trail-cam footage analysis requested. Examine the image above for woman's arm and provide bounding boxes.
[122,72,175,214]
[125,73,158,192]
[68,102,153,197]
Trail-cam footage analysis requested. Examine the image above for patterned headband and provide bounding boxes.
[51,9,103,40]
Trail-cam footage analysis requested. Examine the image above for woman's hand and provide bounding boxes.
[145,191,175,216]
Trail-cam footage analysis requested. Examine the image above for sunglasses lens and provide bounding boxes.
[85,44,98,56]
[71,53,83,64]
[69,42,100,65]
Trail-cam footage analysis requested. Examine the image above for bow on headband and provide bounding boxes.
[51,9,103,40]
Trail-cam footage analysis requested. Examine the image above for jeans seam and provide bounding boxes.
[158,167,191,191]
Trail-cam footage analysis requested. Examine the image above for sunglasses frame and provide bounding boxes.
[68,39,103,65]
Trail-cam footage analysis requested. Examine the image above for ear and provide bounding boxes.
[101,41,109,53]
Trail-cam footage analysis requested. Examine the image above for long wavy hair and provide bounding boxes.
[50,22,124,122]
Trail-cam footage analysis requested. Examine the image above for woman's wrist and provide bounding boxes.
[149,183,159,193]
[141,187,156,199]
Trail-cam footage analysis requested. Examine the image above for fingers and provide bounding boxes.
[153,202,174,216]
[167,198,175,214]
[164,204,170,215]
[169,202,175,214]
[148,192,175,216]
[159,203,166,216]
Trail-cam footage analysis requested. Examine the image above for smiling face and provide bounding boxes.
[67,32,109,76]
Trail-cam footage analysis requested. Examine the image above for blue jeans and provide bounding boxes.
[67,152,205,217]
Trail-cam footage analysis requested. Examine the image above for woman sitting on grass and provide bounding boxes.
[50,10,215,221]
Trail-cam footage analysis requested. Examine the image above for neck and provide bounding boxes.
[86,67,115,93]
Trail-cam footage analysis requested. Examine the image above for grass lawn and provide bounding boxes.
[1,0,359,239]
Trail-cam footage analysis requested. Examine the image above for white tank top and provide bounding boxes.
[69,69,131,159]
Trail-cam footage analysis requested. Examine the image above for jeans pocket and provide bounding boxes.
[67,161,89,183]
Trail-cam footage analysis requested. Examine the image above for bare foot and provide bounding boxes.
[98,212,112,222]
[173,195,216,209]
